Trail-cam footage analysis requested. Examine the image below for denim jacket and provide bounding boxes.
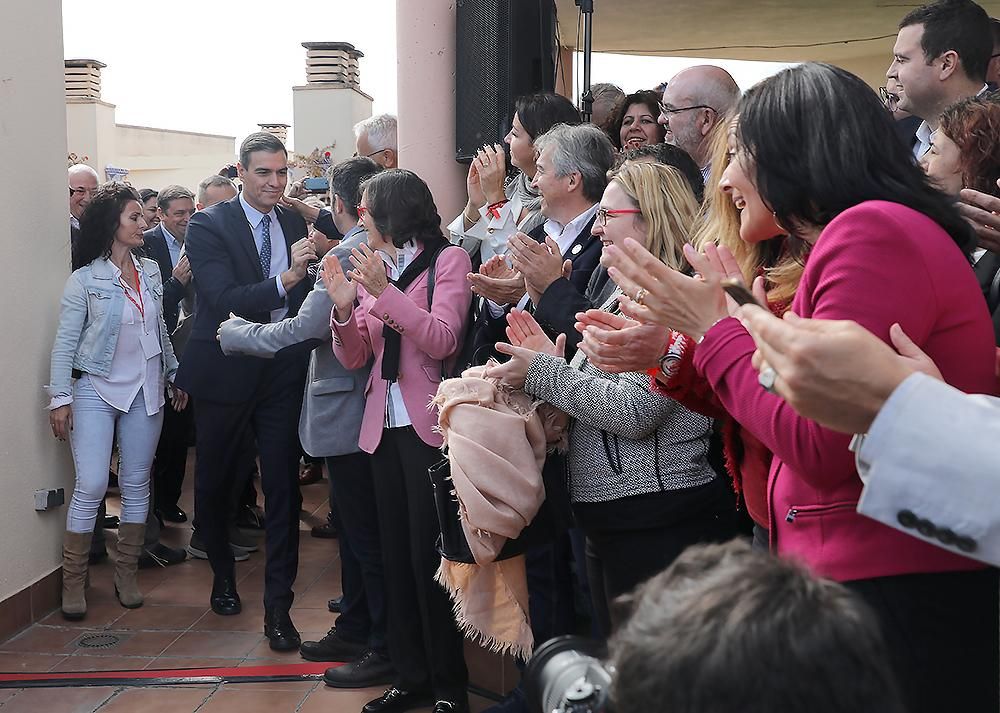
[46,256,178,407]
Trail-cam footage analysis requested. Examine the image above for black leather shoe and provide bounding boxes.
[311,521,338,539]
[210,576,241,616]
[157,505,188,523]
[235,505,265,531]
[327,596,343,613]
[102,515,120,529]
[323,649,395,688]
[139,542,187,569]
[300,627,367,662]
[264,608,301,651]
[432,700,469,713]
[362,687,433,713]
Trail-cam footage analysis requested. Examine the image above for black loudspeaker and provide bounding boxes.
[455,0,557,162]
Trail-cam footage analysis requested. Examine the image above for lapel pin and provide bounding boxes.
[571,244,582,255]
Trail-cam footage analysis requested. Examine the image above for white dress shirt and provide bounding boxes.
[486,203,600,316]
[377,241,419,428]
[239,193,290,322]
[88,258,165,416]
[160,223,183,269]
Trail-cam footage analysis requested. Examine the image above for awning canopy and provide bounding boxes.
[554,0,1000,86]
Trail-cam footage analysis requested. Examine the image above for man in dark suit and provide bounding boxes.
[467,123,615,360]
[142,185,195,525]
[176,132,317,650]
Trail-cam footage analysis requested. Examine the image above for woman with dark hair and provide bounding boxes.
[323,169,474,713]
[923,95,1000,198]
[48,183,186,621]
[609,90,666,152]
[448,92,581,264]
[138,188,160,229]
[597,63,998,713]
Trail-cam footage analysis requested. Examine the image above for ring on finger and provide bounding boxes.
[758,366,778,394]
[635,287,648,305]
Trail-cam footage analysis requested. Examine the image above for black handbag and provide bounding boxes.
[428,457,539,564]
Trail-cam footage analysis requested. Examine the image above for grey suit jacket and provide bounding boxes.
[856,372,1000,567]
[218,228,371,457]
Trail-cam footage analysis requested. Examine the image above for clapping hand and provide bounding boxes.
[488,310,567,390]
[348,244,390,298]
[508,233,569,305]
[475,143,508,204]
[468,255,527,306]
[575,310,669,374]
[957,183,1000,254]
[321,253,358,320]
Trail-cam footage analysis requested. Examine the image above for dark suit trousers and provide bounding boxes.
[326,452,387,654]
[153,396,193,510]
[371,427,468,699]
[193,362,304,611]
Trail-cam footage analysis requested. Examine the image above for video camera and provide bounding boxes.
[524,636,614,713]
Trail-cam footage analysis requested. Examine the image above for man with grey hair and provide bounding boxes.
[658,65,740,182]
[197,174,238,210]
[590,82,626,135]
[68,163,99,231]
[353,113,398,169]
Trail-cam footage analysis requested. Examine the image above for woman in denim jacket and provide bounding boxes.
[47,182,187,620]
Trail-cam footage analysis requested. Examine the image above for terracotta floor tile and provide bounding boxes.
[143,581,214,607]
[243,637,310,661]
[160,631,262,659]
[0,625,92,654]
[0,652,68,673]
[191,608,267,633]
[37,601,127,630]
[220,680,319,693]
[91,686,214,713]
[0,685,118,713]
[298,685,399,713]
[284,608,336,633]
[68,630,182,658]
[196,687,311,713]
[50,655,153,672]
[146,657,243,671]
[114,605,208,631]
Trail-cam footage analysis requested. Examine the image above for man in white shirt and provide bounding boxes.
[886,0,992,159]
[738,307,1000,568]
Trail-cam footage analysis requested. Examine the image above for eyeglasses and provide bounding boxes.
[878,87,899,112]
[357,205,368,218]
[658,103,717,118]
[596,208,642,226]
[69,186,96,197]
[353,149,387,159]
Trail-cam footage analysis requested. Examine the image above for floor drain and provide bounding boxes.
[76,633,122,649]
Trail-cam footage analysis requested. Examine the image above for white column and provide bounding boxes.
[395,0,467,222]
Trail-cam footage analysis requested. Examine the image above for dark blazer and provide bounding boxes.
[469,213,600,364]
[894,115,922,153]
[974,251,1000,345]
[175,196,310,403]
[533,264,615,357]
[141,224,187,333]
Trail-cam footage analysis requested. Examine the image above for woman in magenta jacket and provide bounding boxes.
[323,170,473,713]
[600,63,998,713]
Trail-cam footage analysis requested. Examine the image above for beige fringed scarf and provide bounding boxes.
[431,366,564,660]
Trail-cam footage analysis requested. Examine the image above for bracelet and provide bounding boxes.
[486,199,509,220]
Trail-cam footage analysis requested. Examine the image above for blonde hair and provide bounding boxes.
[690,119,802,306]
[612,162,699,272]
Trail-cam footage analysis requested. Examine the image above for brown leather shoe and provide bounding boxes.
[298,462,323,486]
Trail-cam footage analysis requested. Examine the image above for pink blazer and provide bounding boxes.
[695,201,996,582]
[331,244,473,454]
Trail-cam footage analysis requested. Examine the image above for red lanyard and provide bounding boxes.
[119,269,145,323]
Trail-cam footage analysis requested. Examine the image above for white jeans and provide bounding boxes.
[66,377,163,533]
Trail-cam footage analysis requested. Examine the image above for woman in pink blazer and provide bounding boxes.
[323,169,473,713]
[599,64,998,713]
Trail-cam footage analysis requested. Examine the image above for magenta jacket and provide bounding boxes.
[695,201,995,581]
[331,244,473,454]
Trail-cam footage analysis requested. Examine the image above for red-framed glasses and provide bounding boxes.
[596,208,642,226]
[357,205,368,218]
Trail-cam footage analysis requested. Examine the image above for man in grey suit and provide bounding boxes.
[738,306,1000,568]
[218,157,393,687]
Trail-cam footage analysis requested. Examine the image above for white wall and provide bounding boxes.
[114,124,235,192]
[0,0,76,601]
[292,85,373,164]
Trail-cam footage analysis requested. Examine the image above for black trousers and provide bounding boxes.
[193,363,304,611]
[844,568,999,713]
[153,395,193,511]
[371,427,468,700]
[326,451,387,654]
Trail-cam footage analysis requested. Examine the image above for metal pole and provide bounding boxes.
[576,0,595,122]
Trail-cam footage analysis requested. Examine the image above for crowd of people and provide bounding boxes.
[50,1,1000,711]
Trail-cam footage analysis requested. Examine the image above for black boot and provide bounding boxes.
[264,608,301,651]
[210,575,241,616]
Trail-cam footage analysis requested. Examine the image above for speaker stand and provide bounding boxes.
[575,0,595,122]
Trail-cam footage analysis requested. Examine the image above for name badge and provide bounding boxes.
[140,329,162,360]
[571,244,582,255]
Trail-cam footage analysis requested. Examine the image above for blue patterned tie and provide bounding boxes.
[259,214,272,278]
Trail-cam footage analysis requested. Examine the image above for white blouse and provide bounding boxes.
[88,259,165,416]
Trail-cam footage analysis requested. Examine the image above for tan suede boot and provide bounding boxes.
[114,522,145,608]
[61,530,91,620]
